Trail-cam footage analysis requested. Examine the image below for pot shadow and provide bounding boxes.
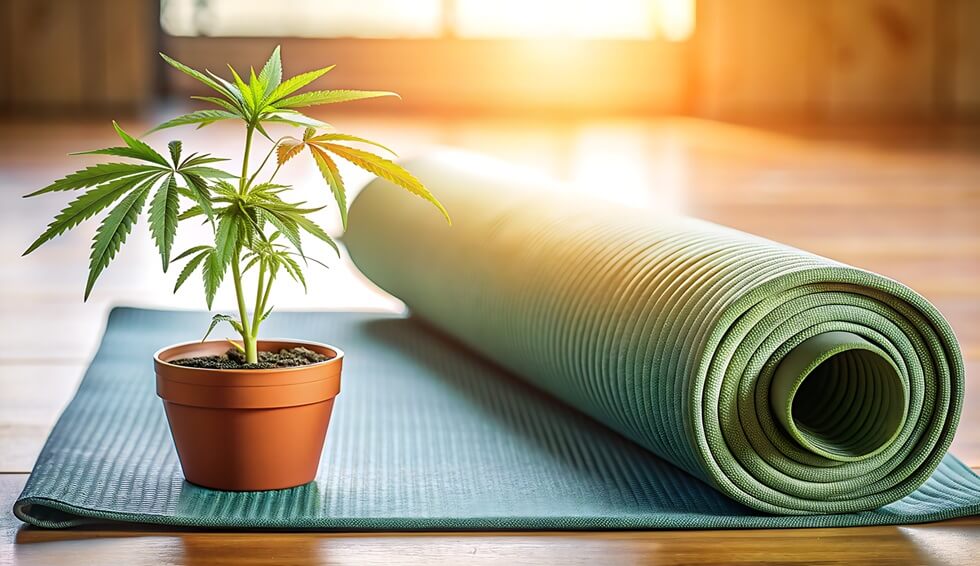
[356,316,751,517]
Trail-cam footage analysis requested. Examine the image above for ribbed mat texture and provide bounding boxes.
[344,152,980,517]
[14,152,980,528]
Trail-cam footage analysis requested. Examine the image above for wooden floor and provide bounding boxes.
[1,114,979,564]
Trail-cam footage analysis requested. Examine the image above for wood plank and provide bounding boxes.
[825,0,937,119]
[1,474,977,566]
[7,0,86,108]
[0,364,85,473]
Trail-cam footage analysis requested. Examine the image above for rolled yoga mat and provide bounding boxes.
[344,151,976,516]
[14,154,980,529]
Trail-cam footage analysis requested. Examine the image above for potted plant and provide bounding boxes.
[22,47,450,491]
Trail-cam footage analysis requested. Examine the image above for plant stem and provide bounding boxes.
[230,253,256,363]
[239,125,255,196]
[246,136,287,188]
[251,261,267,337]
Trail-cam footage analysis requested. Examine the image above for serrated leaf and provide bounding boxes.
[309,133,396,156]
[160,53,237,100]
[280,253,307,291]
[178,205,203,221]
[268,65,335,103]
[258,45,282,98]
[172,245,212,263]
[320,143,450,224]
[173,248,209,292]
[180,154,229,168]
[70,146,156,161]
[259,209,304,258]
[292,213,340,257]
[276,138,306,166]
[148,174,180,270]
[111,121,169,166]
[168,141,182,166]
[275,89,398,109]
[23,174,150,255]
[179,173,215,224]
[182,166,236,179]
[147,110,240,133]
[25,163,166,197]
[309,147,348,230]
[213,213,241,271]
[260,110,328,129]
[202,313,243,342]
[202,248,226,309]
[190,95,245,116]
[84,179,153,300]
[228,65,255,113]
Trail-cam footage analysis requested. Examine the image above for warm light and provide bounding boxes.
[454,0,694,40]
[161,0,695,41]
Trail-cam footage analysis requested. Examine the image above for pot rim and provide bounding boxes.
[154,338,344,375]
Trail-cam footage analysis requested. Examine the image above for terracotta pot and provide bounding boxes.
[154,339,343,491]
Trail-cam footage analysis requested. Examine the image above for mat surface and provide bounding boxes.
[13,308,980,529]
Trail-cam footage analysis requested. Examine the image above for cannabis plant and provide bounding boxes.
[23,47,449,363]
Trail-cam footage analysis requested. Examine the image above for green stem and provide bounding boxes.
[230,254,256,363]
[267,163,283,184]
[239,125,255,196]
[251,261,267,337]
[246,136,287,188]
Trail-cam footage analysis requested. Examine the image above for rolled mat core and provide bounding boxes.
[771,331,908,463]
[345,151,966,515]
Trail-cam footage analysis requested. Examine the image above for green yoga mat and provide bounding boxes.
[14,152,980,528]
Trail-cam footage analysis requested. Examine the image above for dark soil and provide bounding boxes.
[171,347,331,370]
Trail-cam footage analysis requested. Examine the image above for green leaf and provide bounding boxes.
[202,313,243,341]
[275,89,398,109]
[280,253,307,292]
[179,173,215,224]
[202,248,226,309]
[213,212,241,271]
[147,110,241,133]
[268,65,335,103]
[148,174,180,270]
[84,179,153,300]
[111,121,169,166]
[178,205,203,221]
[259,209,303,258]
[168,141,182,166]
[292,213,340,257]
[172,245,212,263]
[70,146,157,161]
[25,163,166,197]
[180,154,229,168]
[249,66,266,108]
[228,65,255,113]
[258,45,282,98]
[260,110,328,129]
[309,133,396,156]
[23,175,148,255]
[182,166,236,179]
[190,95,245,116]
[160,53,238,101]
[309,147,348,230]
[173,248,210,292]
[320,143,450,224]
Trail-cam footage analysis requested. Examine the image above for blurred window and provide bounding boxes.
[161,0,694,41]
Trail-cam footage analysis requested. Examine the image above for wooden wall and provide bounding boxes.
[1,0,978,120]
[0,0,156,113]
[695,0,980,121]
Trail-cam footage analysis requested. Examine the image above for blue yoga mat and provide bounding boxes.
[14,308,980,529]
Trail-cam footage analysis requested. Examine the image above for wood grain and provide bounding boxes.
[0,116,978,563]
